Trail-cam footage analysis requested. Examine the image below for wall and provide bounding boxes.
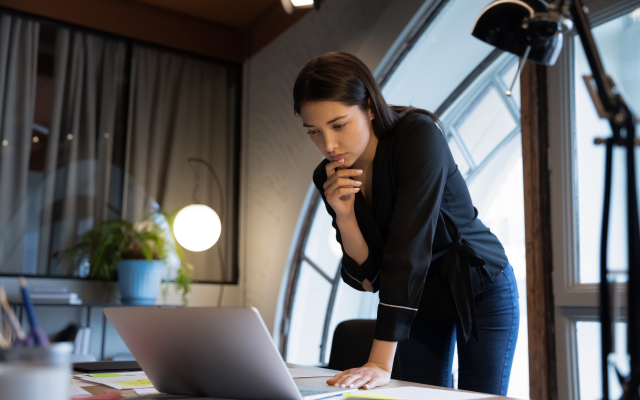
[240,0,428,343]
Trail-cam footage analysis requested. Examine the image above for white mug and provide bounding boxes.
[0,342,72,400]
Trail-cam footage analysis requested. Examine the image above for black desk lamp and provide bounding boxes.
[472,1,639,399]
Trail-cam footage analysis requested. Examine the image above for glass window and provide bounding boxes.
[447,135,471,177]
[576,321,629,399]
[575,10,640,283]
[305,201,341,278]
[286,260,333,365]
[454,85,518,165]
[382,0,496,111]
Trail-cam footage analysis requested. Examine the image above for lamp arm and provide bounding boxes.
[187,157,226,219]
[568,0,621,116]
[187,157,228,303]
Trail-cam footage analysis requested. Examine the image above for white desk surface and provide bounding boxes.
[72,363,525,399]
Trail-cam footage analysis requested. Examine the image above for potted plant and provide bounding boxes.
[65,215,192,306]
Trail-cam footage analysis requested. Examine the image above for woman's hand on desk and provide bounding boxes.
[326,362,390,390]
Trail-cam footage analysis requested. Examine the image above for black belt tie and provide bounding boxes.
[438,232,485,343]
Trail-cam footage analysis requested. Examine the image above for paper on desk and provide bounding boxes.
[70,385,93,397]
[134,388,160,396]
[72,378,95,387]
[345,392,395,399]
[358,386,495,400]
[76,371,154,390]
[288,366,337,379]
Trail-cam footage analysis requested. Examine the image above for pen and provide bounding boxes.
[0,284,25,343]
[19,277,49,347]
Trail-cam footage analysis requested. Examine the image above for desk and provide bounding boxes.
[72,363,524,399]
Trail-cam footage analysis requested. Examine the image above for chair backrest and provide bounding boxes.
[327,319,402,380]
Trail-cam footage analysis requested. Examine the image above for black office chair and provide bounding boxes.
[327,319,403,380]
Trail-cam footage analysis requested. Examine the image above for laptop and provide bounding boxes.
[104,307,355,400]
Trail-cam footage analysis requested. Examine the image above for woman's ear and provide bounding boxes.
[367,99,375,120]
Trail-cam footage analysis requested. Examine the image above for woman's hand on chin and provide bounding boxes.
[323,159,362,219]
[326,362,391,390]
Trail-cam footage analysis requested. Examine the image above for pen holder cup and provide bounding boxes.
[0,342,73,400]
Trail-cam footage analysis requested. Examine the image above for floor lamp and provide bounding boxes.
[173,158,227,308]
[472,1,639,398]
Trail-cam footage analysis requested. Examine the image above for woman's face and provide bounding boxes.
[300,101,374,168]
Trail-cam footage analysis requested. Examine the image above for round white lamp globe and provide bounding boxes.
[173,204,221,252]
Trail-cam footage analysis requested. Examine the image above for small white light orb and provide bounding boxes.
[328,228,343,258]
[173,204,221,252]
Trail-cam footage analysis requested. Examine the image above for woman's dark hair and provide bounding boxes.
[293,52,443,139]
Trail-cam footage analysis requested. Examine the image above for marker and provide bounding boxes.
[19,277,49,347]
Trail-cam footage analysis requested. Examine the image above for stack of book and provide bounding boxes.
[30,287,83,305]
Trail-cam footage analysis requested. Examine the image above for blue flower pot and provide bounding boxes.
[117,260,165,305]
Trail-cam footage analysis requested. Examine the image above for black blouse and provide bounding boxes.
[312,112,509,343]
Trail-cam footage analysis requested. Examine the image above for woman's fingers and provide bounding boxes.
[350,375,374,389]
[325,159,345,178]
[326,370,349,385]
[324,177,362,193]
[335,373,360,387]
[362,378,379,389]
[333,188,360,199]
[323,168,363,190]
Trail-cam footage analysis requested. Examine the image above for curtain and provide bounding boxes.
[40,30,126,275]
[0,14,39,273]
[123,45,234,282]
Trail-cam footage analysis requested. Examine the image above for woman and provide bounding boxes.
[293,52,519,396]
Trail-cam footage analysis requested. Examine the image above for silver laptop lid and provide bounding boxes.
[104,307,302,400]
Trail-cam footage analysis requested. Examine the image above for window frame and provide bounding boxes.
[547,1,640,398]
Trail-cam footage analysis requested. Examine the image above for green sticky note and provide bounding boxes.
[344,392,396,400]
[87,373,124,377]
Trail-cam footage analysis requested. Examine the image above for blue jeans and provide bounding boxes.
[397,264,519,396]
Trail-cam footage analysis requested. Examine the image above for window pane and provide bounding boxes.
[576,321,629,400]
[322,279,379,364]
[455,86,517,165]
[447,136,470,176]
[467,134,529,399]
[382,0,496,111]
[575,10,640,283]
[287,261,332,365]
[305,201,341,278]
[0,22,128,276]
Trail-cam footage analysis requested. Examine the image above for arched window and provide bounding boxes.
[280,1,529,398]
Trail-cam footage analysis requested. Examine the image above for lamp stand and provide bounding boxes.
[567,0,640,398]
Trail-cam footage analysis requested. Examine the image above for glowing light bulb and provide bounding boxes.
[173,204,221,252]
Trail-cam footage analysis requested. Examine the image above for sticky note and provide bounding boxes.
[87,373,124,378]
[118,379,152,387]
[344,392,396,400]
